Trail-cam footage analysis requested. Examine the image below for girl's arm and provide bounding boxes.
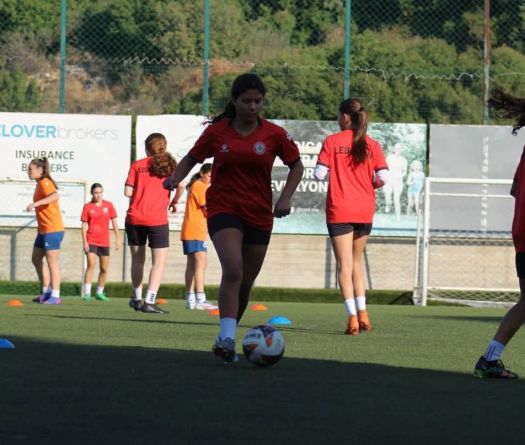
[169,183,186,213]
[26,192,58,212]
[274,160,304,218]
[163,155,198,190]
[124,185,133,198]
[110,217,121,250]
[81,221,89,254]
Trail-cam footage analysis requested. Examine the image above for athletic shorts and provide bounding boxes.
[516,252,525,278]
[88,245,110,257]
[207,213,271,245]
[182,240,208,255]
[34,231,65,251]
[327,222,373,238]
[125,222,169,249]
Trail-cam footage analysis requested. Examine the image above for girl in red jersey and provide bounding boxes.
[315,98,389,335]
[125,133,184,314]
[474,89,525,379]
[170,163,217,311]
[164,73,304,362]
[81,183,121,302]
[26,157,65,305]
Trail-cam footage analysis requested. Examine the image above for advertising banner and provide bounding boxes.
[136,115,427,236]
[0,113,132,227]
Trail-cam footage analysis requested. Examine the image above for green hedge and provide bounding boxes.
[0,280,414,305]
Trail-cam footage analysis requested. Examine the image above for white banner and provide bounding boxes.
[136,115,208,230]
[0,112,132,228]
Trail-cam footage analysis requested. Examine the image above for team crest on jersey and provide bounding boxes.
[253,141,266,155]
[220,144,229,153]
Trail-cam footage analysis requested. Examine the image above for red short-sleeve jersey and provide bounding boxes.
[512,146,525,252]
[317,130,388,224]
[125,157,171,226]
[81,200,117,247]
[189,118,300,230]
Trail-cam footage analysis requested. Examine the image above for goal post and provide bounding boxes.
[413,177,519,307]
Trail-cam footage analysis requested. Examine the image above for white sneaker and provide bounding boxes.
[195,300,218,310]
[185,300,196,310]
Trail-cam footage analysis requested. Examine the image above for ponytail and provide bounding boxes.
[186,163,212,190]
[489,89,525,135]
[145,133,177,178]
[30,157,58,188]
[339,98,369,165]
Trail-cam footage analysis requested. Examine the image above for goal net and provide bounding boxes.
[413,177,519,307]
[0,178,87,293]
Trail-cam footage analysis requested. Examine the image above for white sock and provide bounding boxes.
[83,284,92,295]
[196,292,206,303]
[42,286,50,295]
[145,289,156,305]
[186,291,196,303]
[96,286,104,295]
[355,296,366,312]
[133,287,143,300]
[344,298,357,316]
[51,289,60,298]
[484,340,506,361]
[219,318,237,341]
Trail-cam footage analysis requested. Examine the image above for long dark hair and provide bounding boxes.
[186,163,212,190]
[30,157,58,188]
[339,98,369,165]
[489,89,525,135]
[145,133,177,178]
[206,73,266,124]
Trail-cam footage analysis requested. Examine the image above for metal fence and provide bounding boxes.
[1,0,524,124]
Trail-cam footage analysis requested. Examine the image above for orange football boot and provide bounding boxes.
[344,315,360,336]
[357,310,372,332]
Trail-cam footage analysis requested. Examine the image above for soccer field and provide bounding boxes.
[1,295,525,444]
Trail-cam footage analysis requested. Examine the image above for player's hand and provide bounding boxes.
[83,243,90,254]
[169,201,178,213]
[163,177,178,191]
[115,240,121,251]
[273,196,291,218]
[26,203,35,212]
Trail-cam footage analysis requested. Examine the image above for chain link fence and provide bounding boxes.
[1,0,524,123]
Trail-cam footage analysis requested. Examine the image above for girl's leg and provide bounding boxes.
[45,249,61,300]
[83,252,97,297]
[32,247,48,289]
[193,251,208,294]
[493,277,525,345]
[352,234,371,331]
[146,247,169,295]
[95,255,110,301]
[330,232,359,335]
[129,245,146,289]
[184,254,196,308]
[237,243,269,322]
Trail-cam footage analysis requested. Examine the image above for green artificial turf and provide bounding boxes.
[1,295,525,444]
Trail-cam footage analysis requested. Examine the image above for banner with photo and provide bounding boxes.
[0,112,132,227]
[271,120,428,236]
[136,115,427,236]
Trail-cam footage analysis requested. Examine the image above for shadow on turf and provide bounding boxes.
[409,314,504,323]
[1,337,525,445]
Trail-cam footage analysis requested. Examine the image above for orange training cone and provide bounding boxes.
[250,303,268,311]
[7,299,24,307]
[208,308,220,316]
[156,298,168,305]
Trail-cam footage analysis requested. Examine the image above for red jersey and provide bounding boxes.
[512,146,525,252]
[189,118,300,230]
[317,131,388,223]
[81,200,117,247]
[125,156,171,226]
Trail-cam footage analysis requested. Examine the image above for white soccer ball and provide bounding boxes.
[242,324,285,367]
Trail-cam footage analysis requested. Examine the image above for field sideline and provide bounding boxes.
[1,295,525,444]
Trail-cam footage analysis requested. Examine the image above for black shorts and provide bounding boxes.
[516,252,525,278]
[207,213,271,245]
[125,222,169,248]
[327,222,373,238]
[88,245,110,256]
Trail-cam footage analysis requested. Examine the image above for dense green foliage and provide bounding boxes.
[0,0,524,122]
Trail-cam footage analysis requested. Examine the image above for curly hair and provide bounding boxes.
[488,89,525,135]
[145,133,177,178]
